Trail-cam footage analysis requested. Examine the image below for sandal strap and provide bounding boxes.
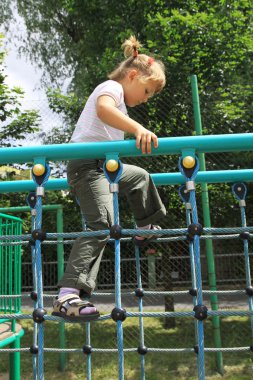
[53,294,95,316]
[69,299,94,307]
[151,225,162,231]
[53,294,80,313]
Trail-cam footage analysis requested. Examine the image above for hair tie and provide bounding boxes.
[148,57,155,65]
[133,47,138,57]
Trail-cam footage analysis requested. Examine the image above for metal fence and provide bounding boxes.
[21,251,253,292]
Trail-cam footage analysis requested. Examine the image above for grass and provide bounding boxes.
[0,311,253,379]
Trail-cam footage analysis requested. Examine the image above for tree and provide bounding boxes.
[2,1,253,335]
[8,0,253,229]
[6,1,251,142]
[145,1,253,135]
[9,0,166,95]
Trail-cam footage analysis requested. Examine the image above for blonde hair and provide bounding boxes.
[108,35,166,93]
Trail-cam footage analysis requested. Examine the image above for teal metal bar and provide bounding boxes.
[0,328,24,348]
[1,169,253,194]
[1,133,253,164]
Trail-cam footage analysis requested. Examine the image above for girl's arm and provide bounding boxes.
[96,95,158,154]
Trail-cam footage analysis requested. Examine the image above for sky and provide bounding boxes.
[4,41,63,136]
[5,43,46,101]
[2,8,62,135]
[3,5,45,101]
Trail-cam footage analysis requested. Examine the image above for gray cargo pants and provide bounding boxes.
[58,159,166,295]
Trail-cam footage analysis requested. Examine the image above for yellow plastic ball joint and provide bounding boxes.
[182,156,196,169]
[106,159,119,172]
[32,164,46,176]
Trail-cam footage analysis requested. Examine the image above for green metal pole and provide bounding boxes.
[0,205,63,213]
[148,255,156,289]
[56,207,64,281]
[56,206,66,371]
[191,75,224,374]
[10,336,21,380]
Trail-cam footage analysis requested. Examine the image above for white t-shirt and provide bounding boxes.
[70,80,128,143]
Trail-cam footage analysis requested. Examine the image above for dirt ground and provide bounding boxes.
[0,374,9,380]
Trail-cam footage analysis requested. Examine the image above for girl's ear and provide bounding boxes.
[128,69,138,80]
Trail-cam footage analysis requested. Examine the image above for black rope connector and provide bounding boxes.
[189,288,197,297]
[245,287,253,297]
[111,307,127,322]
[137,345,148,355]
[239,232,250,240]
[233,182,247,200]
[110,224,122,239]
[193,305,208,320]
[135,288,144,298]
[188,223,203,236]
[26,192,37,209]
[82,345,92,355]
[194,345,199,354]
[30,291,38,301]
[28,238,36,247]
[186,233,194,242]
[32,229,47,242]
[30,345,39,354]
[32,308,47,323]
[179,185,190,203]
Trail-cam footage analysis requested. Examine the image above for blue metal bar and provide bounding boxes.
[103,159,124,380]
[178,157,205,380]
[134,246,145,380]
[86,323,91,380]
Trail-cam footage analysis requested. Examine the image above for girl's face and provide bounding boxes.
[123,71,157,107]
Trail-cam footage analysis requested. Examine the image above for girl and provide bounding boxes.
[52,36,166,322]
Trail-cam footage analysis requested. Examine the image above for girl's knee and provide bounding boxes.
[135,167,150,182]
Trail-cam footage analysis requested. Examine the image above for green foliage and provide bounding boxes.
[42,88,85,145]
[148,1,253,133]
[1,110,40,146]
[14,0,166,95]
[2,1,253,256]
[0,1,12,29]
[46,88,83,125]
[10,1,252,141]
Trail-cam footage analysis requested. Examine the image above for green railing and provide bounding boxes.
[0,213,24,380]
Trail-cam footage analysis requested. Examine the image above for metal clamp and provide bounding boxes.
[239,199,246,207]
[185,202,192,210]
[31,209,37,216]
[186,181,195,191]
[109,183,119,193]
[36,187,45,196]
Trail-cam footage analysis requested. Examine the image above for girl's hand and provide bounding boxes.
[96,96,158,153]
[135,127,158,154]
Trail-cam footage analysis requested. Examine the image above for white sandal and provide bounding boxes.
[134,225,162,247]
[52,294,100,322]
